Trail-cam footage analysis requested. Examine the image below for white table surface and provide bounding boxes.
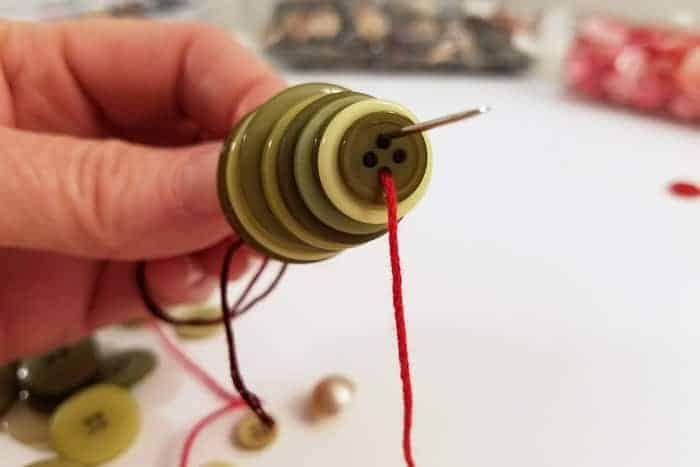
[6,71,700,466]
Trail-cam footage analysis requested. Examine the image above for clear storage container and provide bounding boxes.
[259,0,540,74]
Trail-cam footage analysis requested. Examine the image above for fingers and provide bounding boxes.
[0,127,230,259]
[0,19,286,138]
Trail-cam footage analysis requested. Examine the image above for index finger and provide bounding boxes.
[3,19,286,138]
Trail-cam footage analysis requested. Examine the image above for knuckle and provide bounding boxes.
[71,139,135,256]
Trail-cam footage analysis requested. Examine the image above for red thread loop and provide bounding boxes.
[380,169,417,467]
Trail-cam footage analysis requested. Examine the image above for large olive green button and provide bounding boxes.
[338,112,428,203]
[219,83,343,263]
[99,349,157,388]
[274,92,387,248]
[17,339,100,400]
[294,94,387,235]
[318,100,432,224]
[233,412,278,451]
[0,364,17,416]
[49,384,141,465]
[25,459,85,467]
[261,93,342,252]
[3,402,51,448]
[175,306,223,339]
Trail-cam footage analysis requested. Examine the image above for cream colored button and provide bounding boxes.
[233,412,278,451]
[310,375,356,417]
[3,402,51,449]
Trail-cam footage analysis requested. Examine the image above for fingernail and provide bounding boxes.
[181,145,223,218]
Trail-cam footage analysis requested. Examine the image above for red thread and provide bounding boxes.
[150,322,235,401]
[669,181,700,198]
[179,399,245,467]
[380,169,416,467]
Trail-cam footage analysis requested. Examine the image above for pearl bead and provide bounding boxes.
[310,375,356,417]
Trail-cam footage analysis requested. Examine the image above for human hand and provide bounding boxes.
[0,19,286,363]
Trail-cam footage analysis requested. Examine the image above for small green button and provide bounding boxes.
[49,384,141,465]
[175,306,223,340]
[17,339,99,400]
[99,349,157,388]
[339,112,428,203]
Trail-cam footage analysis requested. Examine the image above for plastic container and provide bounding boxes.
[260,0,540,74]
[564,12,700,124]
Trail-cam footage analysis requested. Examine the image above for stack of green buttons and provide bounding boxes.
[218,83,433,263]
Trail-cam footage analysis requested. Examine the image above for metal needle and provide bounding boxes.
[383,106,491,140]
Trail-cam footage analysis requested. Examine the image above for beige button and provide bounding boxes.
[3,401,51,449]
[310,375,356,418]
[233,412,278,451]
[175,306,223,340]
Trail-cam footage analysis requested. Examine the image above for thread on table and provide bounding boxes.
[380,169,417,467]
[137,240,286,427]
[150,321,235,400]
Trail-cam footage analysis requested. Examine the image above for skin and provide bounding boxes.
[0,19,287,364]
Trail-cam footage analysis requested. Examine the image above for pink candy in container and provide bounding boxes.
[565,15,700,123]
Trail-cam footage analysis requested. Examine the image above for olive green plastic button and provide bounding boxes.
[339,112,428,203]
[99,350,156,388]
[17,339,99,400]
[273,92,386,248]
[25,459,85,467]
[220,84,342,262]
[49,384,140,465]
[0,364,17,416]
[233,413,278,451]
[318,99,432,224]
[175,306,223,339]
[294,94,387,235]
[219,99,335,263]
[261,93,344,252]
[3,402,51,448]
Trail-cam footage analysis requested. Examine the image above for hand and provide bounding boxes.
[0,19,286,363]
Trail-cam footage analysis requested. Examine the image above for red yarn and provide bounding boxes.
[380,169,416,467]
[150,321,235,401]
[179,399,245,467]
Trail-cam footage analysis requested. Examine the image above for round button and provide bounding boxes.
[338,112,428,203]
[273,92,387,248]
[318,100,432,224]
[17,338,99,400]
[218,83,342,263]
[294,94,387,235]
[49,384,141,465]
[175,306,223,340]
[260,93,344,252]
[99,349,157,388]
[233,412,278,451]
[3,401,51,449]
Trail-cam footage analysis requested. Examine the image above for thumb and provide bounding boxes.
[0,127,232,259]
